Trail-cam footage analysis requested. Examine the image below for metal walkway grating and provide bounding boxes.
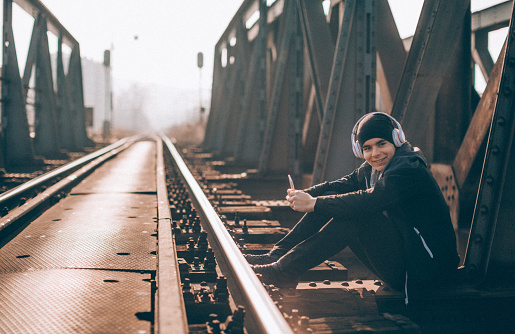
[0,141,159,333]
[0,269,152,333]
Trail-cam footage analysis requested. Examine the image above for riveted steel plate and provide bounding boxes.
[0,141,158,273]
[0,269,152,333]
[0,192,157,273]
[0,140,162,333]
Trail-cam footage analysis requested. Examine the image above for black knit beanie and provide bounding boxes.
[356,113,395,146]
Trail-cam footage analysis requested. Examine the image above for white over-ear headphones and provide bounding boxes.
[351,112,406,159]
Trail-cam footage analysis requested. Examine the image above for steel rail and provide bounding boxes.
[161,134,294,334]
[154,137,189,334]
[0,135,143,207]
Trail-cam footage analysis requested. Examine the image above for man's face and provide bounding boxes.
[362,138,396,172]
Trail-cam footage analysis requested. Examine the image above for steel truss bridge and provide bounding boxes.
[1,0,515,333]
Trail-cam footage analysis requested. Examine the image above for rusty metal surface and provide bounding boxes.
[0,141,158,333]
[0,269,152,333]
[0,192,157,273]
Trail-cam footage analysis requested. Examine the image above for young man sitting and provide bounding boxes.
[245,112,459,303]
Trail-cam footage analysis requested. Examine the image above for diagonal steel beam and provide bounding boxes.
[2,0,37,167]
[375,0,406,113]
[391,0,470,161]
[453,39,507,188]
[463,1,515,284]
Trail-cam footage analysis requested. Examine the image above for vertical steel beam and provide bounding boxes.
[33,15,62,158]
[258,0,295,174]
[210,39,236,153]
[312,0,376,184]
[434,6,472,163]
[390,0,470,162]
[256,0,268,161]
[220,25,250,156]
[233,0,268,165]
[1,0,37,167]
[56,34,77,151]
[203,46,226,151]
[233,37,260,161]
[288,1,304,185]
[67,45,93,149]
[464,2,515,283]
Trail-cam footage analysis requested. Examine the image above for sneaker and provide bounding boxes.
[252,263,299,289]
[243,252,281,265]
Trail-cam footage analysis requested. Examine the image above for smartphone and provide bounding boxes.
[288,174,295,189]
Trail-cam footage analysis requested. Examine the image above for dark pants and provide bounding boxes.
[271,211,406,290]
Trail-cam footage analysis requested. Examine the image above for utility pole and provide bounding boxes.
[103,48,112,140]
[197,52,205,123]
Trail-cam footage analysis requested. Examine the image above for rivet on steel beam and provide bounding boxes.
[473,234,483,243]
[497,117,506,126]
[323,280,331,285]
[309,282,317,287]
[502,87,512,96]
[491,146,500,155]
[486,175,494,184]
[508,57,515,66]
[480,205,488,214]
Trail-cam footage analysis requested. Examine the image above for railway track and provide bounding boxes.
[0,135,293,334]
[1,135,511,334]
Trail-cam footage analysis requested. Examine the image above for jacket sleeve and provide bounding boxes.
[304,166,364,197]
[312,167,424,220]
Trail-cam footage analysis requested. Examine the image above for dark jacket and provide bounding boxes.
[305,142,460,292]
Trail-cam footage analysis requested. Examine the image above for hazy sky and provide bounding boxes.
[11,0,505,90]
[6,0,508,129]
[35,0,245,91]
